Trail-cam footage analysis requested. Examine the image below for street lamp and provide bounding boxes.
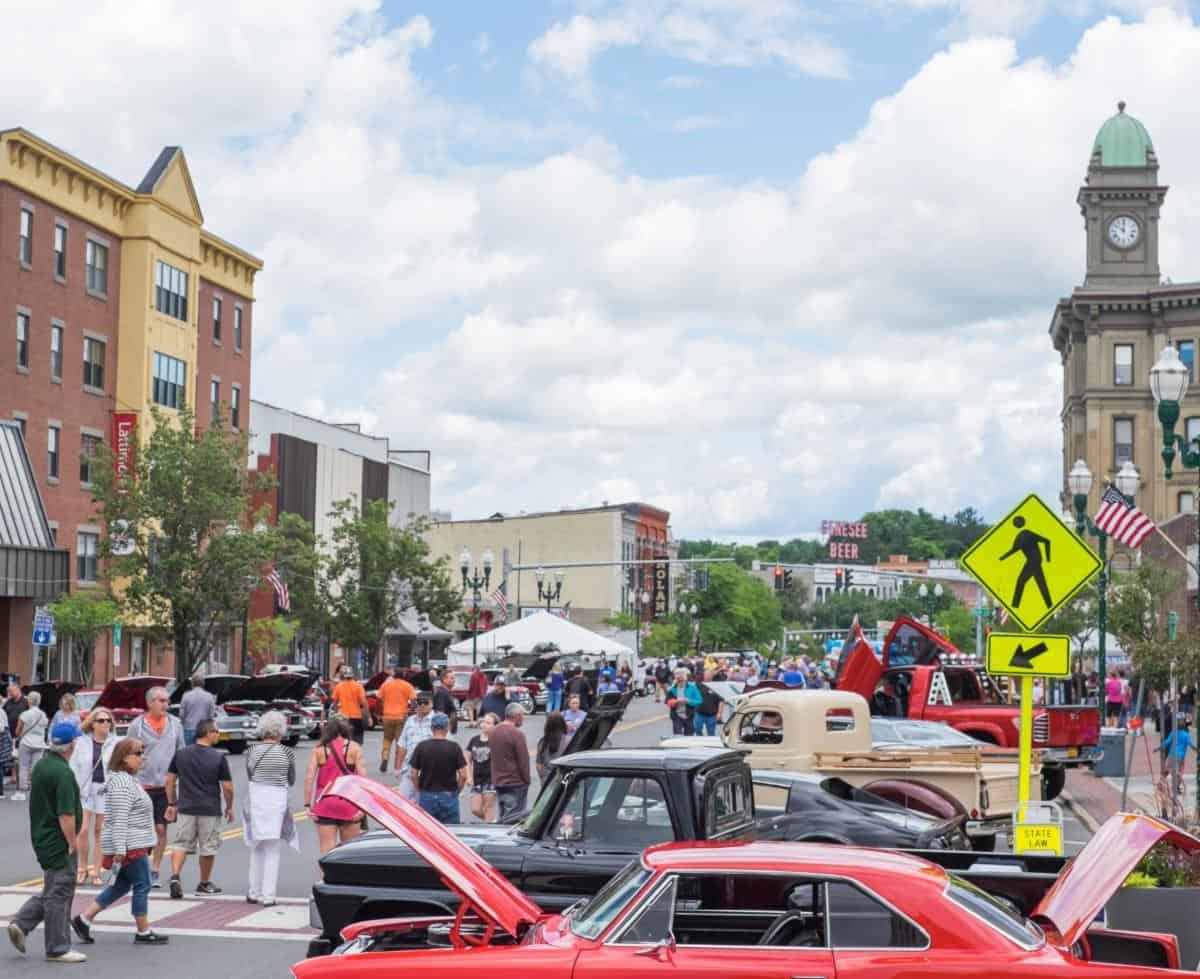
[679,598,700,654]
[535,566,565,611]
[1151,345,1193,478]
[1069,459,1140,695]
[460,546,494,666]
[416,612,431,671]
[631,588,651,662]
[917,582,943,623]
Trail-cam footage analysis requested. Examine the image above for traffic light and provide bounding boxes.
[774,565,783,591]
[783,569,793,589]
[844,568,854,589]
[834,568,844,592]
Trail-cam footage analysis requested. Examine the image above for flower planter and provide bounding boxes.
[1106,886,1200,969]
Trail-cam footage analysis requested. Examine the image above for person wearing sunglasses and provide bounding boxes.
[71,738,169,946]
[69,710,116,885]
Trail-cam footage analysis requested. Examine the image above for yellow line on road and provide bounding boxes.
[613,713,666,735]
[12,876,43,887]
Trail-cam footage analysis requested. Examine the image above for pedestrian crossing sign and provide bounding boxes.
[960,494,1102,633]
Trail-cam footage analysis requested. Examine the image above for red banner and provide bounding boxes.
[112,412,137,489]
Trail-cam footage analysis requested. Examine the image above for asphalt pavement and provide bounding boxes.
[0,695,1090,973]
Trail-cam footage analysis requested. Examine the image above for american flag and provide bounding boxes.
[266,567,290,612]
[997,607,1009,626]
[1094,484,1156,548]
[490,579,508,624]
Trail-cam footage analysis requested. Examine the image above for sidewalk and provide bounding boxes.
[1063,725,1197,830]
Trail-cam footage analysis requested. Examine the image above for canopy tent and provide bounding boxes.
[447,610,634,664]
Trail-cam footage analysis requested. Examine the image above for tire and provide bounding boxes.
[1041,765,1066,801]
[970,834,997,852]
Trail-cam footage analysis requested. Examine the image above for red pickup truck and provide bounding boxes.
[835,615,1101,799]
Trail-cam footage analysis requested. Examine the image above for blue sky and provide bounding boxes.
[4,1,1199,539]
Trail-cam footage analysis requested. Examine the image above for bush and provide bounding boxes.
[1128,843,1200,888]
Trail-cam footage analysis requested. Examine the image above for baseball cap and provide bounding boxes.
[416,691,433,703]
[49,720,82,746]
[430,712,449,730]
[494,676,506,684]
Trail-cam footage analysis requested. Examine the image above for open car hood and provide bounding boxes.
[1032,813,1200,947]
[22,681,82,716]
[563,690,632,755]
[327,775,543,938]
[231,672,312,703]
[832,618,882,700]
[169,675,251,705]
[363,672,388,693]
[96,676,172,712]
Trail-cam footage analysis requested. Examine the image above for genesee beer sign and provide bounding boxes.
[822,519,868,560]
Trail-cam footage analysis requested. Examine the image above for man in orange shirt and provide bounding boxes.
[331,669,368,744]
[377,668,416,773]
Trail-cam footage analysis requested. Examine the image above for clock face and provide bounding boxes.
[1108,215,1140,249]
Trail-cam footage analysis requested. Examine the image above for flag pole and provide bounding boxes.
[1150,523,1191,565]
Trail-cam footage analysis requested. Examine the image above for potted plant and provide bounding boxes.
[1107,842,1200,968]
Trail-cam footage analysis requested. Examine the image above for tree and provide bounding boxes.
[247,616,300,672]
[1044,583,1099,674]
[933,604,975,651]
[90,408,277,683]
[49,591,119,687]
[777,580,810,625]
[1108,564,1182,689]
[643,623,681,660]
[273,512,329,641]
[688,563,782,651]
[322,499,462,662]
[603,611,638,631]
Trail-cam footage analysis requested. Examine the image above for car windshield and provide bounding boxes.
[569,862,654,940]
[75,691,99,711]
[945,876,1043,949]
[518,772,563,837]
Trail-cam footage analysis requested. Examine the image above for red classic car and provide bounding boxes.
[293,777,1197,979]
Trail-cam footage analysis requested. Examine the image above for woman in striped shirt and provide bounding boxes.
[243,711,298,906]
[71,738,169,945]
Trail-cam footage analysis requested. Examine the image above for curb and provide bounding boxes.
[1058,788,1102,835]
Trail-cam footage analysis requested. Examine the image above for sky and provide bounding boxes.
[4,0,1200,540]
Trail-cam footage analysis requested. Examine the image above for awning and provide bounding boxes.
[384,606,453,640]
[0,421,69,599]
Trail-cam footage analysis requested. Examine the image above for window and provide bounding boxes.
[213,296,222,341]
[76,530,99,583]
[210,379,220,423]
[50,324,62,381]
[82,336,105,391]
[231,385,241,429]
[1179,492,1195,515]
[614,878,677,945]
[1113,344,1134,385]
[945,877,1042,949]
[1187,417,1200,447]
[152,352,186,408]
[942,669,983,703]
[705,772,752,837]
[80,434,100,485]
[86,239,108,295]
[552,775,674,848]
[54,224,66,279]
[570,863,654,940]
[19,208,32,265]
[1179,340,1196,383]
[47,425,60,479]
[1114,417,1134,467]
[16,311,29,369]
[154,259,189,321]
[13,415,26,439]
[738,709,784,745]
[826,881,927,949]
[234,306,243,350]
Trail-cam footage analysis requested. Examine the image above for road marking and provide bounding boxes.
[614,713,666,735]
[0,919,314,943]
[218,808,309,842]
[11,876,42,888]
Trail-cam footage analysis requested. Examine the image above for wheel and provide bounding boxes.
[1041,765,1066,801]
[283,736,300,747]
[970,834,997,852]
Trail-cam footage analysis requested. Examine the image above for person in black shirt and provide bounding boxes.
[479,679,511,721]
[565,668,593,711]
[433,671,459,735]
[165,720,233,897]
[466,713,497,822]
[409,713,466,824]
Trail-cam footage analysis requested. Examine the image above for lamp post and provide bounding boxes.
[917,582,943,624]
[459,547,493,666]
[679,598,700,654]
[973,591,991,659]
[631,588,651,662]
[1069,459,1140,696]
[535,567,565,612]
[416,612,431,671]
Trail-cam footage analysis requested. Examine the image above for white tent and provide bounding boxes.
[447,610,635,664]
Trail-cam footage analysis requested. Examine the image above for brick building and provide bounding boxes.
[0,129,261,685]
[1140,512,1199,633]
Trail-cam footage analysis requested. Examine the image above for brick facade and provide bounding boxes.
[1140,512,1200,633]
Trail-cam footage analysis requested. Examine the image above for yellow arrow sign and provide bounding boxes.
[986,632,1071,678]
[960,494,1101,632]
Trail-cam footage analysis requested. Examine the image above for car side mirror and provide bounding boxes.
[635,936,676,960]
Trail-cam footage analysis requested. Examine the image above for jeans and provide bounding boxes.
[183,728,197,746]
[13,853,76,957]
[96,853,152,918]
[546,689,563,713]
[248,839,282,902]
[694,712,717,736]
[496,785,529,820]
[418,790,460,824]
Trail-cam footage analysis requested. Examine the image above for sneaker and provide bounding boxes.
[46,951,87,963]
[150,873,161,890]
[195,881,222,895]
[379,759,388,773]
[7,922,26,954]
[70,916,94,945]
[245,895,258,904]
[259,899,277,907]
[169,877,183,900]
[133,932,169,945]
[11,791,26,801]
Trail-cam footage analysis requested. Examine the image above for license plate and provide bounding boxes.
[1067,747,1078,758]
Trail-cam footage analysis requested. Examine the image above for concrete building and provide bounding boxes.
[0,129,261,684]
[1052,103,1200,525]
[247,400,434,677]
[427,503,673,631]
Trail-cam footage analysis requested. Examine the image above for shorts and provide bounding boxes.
[81,782,107,815]
[146,786,169,827]
[172,813,222,856]
[470,783,495,794]
[382,717,406,742]
[1106,702,1122,721]
[313,814,362,827]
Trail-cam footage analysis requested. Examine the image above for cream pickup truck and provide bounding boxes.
[665,687,1038,848]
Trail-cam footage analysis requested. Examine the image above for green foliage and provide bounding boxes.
[643,623,681,659]
[603,611,638,631]
[247,616,300,670]
[934,604,976,651]
[1122,871,1160,889]
[274,513,328,639]
[1133,843,1200,887]
[683,563,782,652]
[777,581,810,625]
[48,591,120,686]
[1108,564,1182,687]
[89,408,277,682]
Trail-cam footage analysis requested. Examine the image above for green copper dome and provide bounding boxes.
[1093,101,1154,167]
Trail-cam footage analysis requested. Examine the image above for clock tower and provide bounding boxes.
[1079,102,1165,287]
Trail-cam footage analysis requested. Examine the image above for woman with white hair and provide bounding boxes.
[243,711,298,906]
[14,690,48,801]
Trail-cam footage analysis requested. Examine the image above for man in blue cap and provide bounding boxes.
[8,720,85,963]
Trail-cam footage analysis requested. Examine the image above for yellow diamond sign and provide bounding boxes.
[961,494,1101,633]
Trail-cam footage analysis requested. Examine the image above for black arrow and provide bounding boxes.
[1009,641,1048,670]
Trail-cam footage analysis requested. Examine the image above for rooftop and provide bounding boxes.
[555,745,743,772]
[1092,101,1154,168]
[641,838,948,880]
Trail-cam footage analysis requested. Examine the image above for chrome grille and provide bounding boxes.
[1033,712,1050,744]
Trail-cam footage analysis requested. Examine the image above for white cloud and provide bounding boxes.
[8,4,1200,538]
[881,0,1191,36]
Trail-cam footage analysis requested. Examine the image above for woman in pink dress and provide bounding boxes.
[304,718,366,856]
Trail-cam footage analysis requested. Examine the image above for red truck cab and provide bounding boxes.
[835,616,1101,799]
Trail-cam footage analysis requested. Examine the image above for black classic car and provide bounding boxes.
[222,671,320,745]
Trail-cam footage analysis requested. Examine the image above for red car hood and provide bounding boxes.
[96,675,172,712]
[327,775,543,938]
[1032,813,1200,946]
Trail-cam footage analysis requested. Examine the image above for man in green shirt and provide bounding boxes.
[7,721,85,963]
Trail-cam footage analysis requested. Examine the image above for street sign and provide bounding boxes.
[986,633,1071,678]
[113,621,122,646]
[960,493,1101,632]
[1012,802,1065,856]
[33,606,54,646]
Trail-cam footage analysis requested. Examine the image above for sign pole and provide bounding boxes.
[1019,674,1033,806]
